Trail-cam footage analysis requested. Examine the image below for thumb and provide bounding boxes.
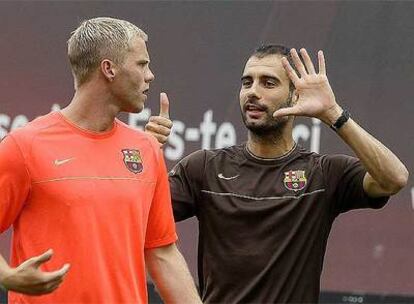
[272,106,301,118]
[159,92,170,119]
[41,263,71,283]
[47,263,71,280]
[32,249,53,268]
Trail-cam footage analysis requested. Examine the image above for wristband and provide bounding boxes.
[330,109,350,131]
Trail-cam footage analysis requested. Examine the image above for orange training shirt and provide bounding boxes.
[0,111,177,303]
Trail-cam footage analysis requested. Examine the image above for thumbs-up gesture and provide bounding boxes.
[145,92,173,145]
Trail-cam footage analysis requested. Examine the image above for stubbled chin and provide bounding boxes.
[133,104,145,113]
[125,100,144,114]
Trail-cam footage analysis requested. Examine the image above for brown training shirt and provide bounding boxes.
[169,143,388,303]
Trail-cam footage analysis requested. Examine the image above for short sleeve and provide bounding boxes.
[169,150,206,222]
[144,147,177,249]
[321,154,389,216]
[0,135,31,233]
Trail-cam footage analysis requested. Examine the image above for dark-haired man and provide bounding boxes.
[147,45,408,303]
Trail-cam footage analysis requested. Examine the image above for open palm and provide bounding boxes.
[273,48,340,123]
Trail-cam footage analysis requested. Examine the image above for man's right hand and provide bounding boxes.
[0,249,70,295]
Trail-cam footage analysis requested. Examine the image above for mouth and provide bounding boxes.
[142,88,149,96]
[244,102,267,118]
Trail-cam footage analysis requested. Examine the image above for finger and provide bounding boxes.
[148,116,173,128]
[32,249,53,268]
[44,279,64,293]
[151,134,168,145]
[46,283,61,293]
[300,48,316,74]
[42,263,70,282]
[159,92,170,119]
[281,57,300,84]
[318,50,326,75]
[290,48,307,77]
[272,106,302,118]
[145,124,171,137]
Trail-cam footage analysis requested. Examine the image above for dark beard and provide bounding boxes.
[242,108,288,136]
[241,94,292,137]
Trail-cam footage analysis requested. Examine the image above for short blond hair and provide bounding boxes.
[67,17,148,87]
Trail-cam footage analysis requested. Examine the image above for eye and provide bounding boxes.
[242,79,252,87]
[265,80,277,87]
[137,61,149,68]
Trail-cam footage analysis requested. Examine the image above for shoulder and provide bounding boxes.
[180,144,242,165]
[177,149,207,168]
[205,144,245,163]
[7,112,62,147]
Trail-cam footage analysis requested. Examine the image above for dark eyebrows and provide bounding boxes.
[241,74,281,83]
[241,75,252,82]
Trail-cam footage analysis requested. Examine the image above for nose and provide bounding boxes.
[145,68,155,83]
[246,82,261,100]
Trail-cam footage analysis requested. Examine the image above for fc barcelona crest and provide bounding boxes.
[283,170,307,191]
[122,149,143,174]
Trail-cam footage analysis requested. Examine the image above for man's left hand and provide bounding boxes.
[273,48,342,124]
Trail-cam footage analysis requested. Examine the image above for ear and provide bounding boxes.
[101,59,116,82]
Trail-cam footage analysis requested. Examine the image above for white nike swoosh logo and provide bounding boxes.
[54,158,75,166]
[218,173,239,180]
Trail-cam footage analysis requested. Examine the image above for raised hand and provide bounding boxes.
[273,48,342,124]
[145,92,173,144]
[0,249,70,295]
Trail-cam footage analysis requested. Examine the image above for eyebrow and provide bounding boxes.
[241,74,281,83]
[241,75,251,82]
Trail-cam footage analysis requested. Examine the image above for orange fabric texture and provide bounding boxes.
[0,112,177,303]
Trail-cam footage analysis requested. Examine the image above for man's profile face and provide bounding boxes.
[112,37,155,113]
[239,54,293,135]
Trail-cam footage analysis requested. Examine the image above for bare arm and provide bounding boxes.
[274,48,409,197]
[145,243,201,304]
[0,250,69,295]
[325,109,408,197]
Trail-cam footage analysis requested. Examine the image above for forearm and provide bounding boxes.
[145,244,201,304]
[0,254,11,287]
[325,107,408,194]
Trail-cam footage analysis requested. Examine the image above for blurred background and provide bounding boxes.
[0,1,413,303]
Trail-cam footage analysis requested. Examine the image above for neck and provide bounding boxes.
[246,123,295,159]
[61,82,120,132]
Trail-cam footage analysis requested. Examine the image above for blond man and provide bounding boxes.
[0,17,200,303]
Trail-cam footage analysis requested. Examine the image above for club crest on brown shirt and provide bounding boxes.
[122,149,143,174]
[283,170,307,191]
